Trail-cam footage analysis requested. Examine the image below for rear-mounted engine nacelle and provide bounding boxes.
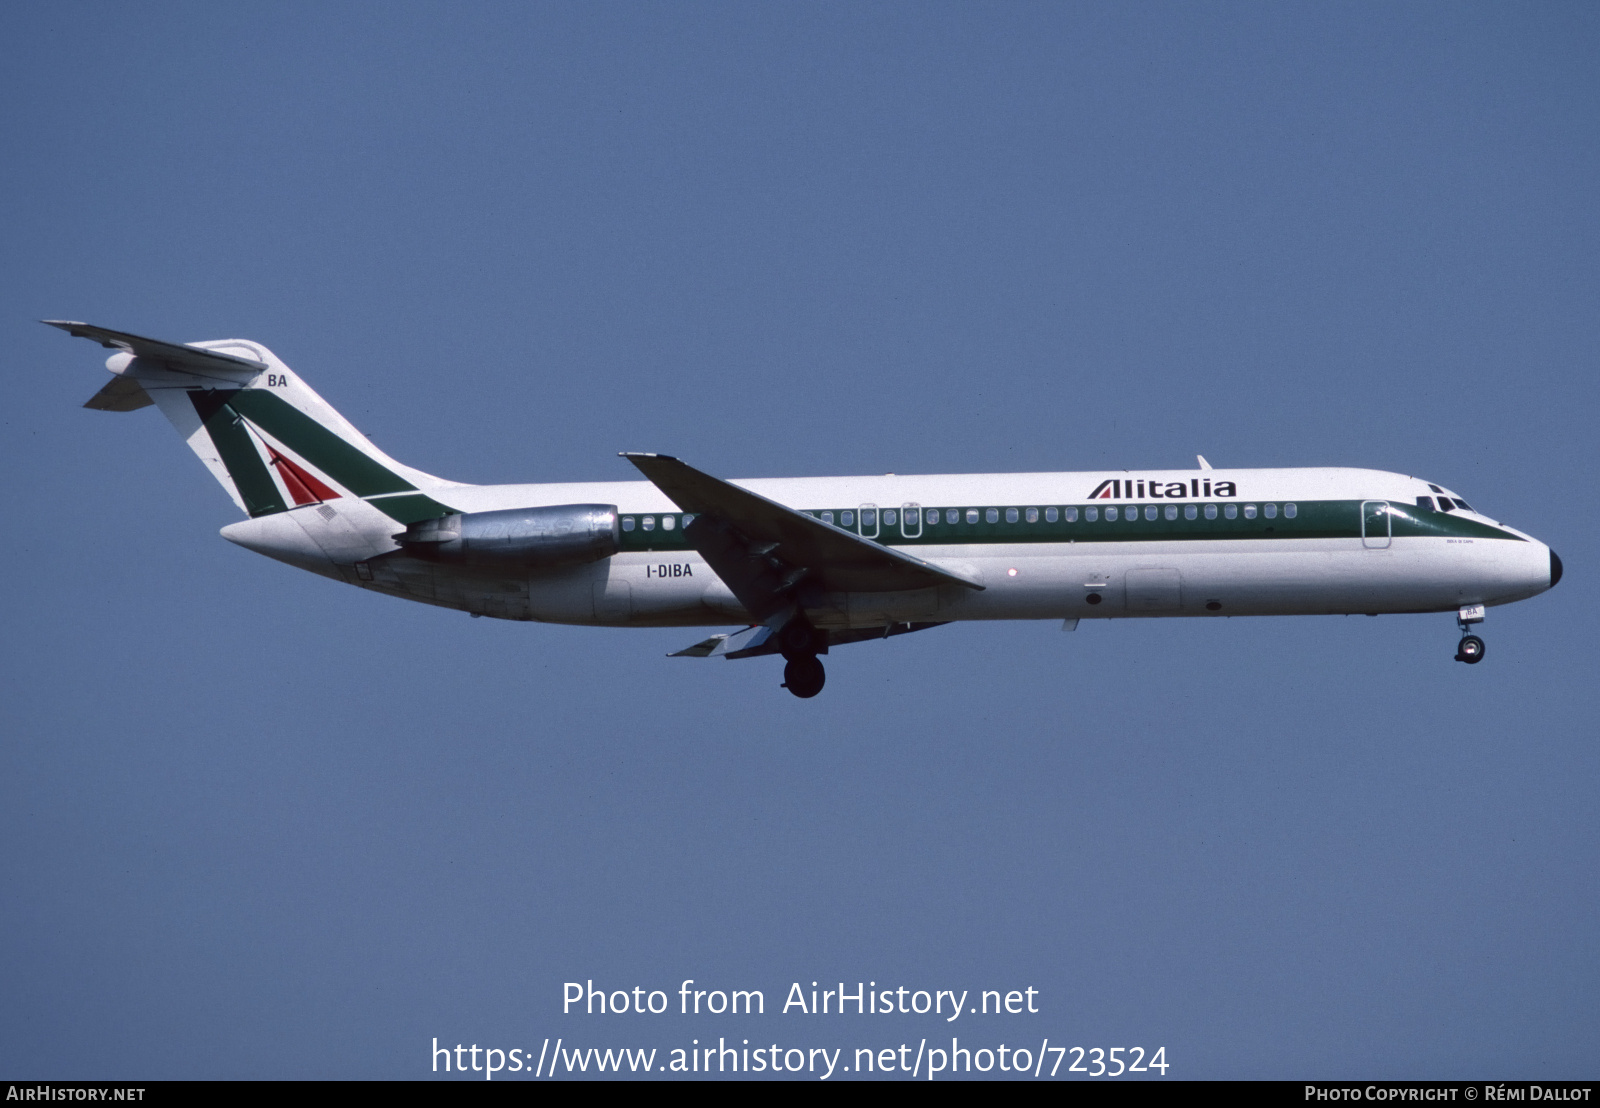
[396,504,620,569]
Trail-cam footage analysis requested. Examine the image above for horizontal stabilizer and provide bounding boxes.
[622,452,983,595]
[83,374,153,412]
[44,320,266,378]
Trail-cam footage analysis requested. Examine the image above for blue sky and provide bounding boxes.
[2,2,1596,1079]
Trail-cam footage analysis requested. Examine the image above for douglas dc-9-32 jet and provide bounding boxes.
[51,321,1561,698]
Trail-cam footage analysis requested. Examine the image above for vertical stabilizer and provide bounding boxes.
[48,321,463,524]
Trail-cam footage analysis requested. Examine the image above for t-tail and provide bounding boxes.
[48,321,461,527]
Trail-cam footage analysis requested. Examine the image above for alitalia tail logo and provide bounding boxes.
[1087,478,1237,500]
[266,445,340,506]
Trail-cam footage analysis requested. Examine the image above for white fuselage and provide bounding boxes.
[221,466,1556,630]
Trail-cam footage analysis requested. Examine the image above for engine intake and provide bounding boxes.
[397,504,620,569]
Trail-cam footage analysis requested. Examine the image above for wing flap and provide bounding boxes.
[668,634,729,658]
[669,621,949,660]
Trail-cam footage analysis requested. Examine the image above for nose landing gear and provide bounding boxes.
[1454,604,1486,665]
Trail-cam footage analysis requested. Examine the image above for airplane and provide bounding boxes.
[49,321,1562,698]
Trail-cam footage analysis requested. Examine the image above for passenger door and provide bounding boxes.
[900,502,922,539]
[1362,501,1392,549]
[858,504,879,539]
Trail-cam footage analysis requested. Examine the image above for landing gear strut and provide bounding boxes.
[1454,604,1486,665]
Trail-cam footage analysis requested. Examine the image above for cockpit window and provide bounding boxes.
[1416,496,1435,511]
[1453,499,1474,512]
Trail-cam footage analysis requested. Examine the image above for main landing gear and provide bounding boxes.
[778,619,826,699]
[1454,604,1486,665]
[783,655,826,698]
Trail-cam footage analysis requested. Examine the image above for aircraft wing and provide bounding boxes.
[669,620,949,660]
[622,453,982,618]
[44,320,267,378]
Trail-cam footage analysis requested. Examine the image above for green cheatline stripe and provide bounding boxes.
[225,389,416,497]
[616,500,1522,552]
[190,392,287,518]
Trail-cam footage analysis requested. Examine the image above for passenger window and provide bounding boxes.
[1184,504,1197,520]
[1144,505,1158,521]
[861,508,877,530]
[1105,506,1118,521]
[948,508,960,524]
[1165,505,1178,520]
[1025,508,1038,523]
[821,510,834,523]
[1263,503,1276,519]
[1005,508,1019,523]
[1415,497,1434,512]
[1064,507,1078,522]
[1243,505,1257,519]
[1224,504,1237,519]
[662,515,676,530]
[1284,503,1297,518]
[1046,507,1059,522]
[985,508,999,523]
[926,509,939,525]
[883,509,897,525]
[1204,504,1217,519]
[622,516,636,531]
[842,510,854,526]
[682,514,695,527]
[1086,507,1098,521]
[965,509,978,524]
[642,516,656,531]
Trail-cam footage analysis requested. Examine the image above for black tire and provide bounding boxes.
[1455,635,1485,664]
[783,655,826,698]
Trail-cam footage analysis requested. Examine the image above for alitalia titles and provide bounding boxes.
[1087,478,1237,500]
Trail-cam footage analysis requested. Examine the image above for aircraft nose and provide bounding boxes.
[1550,549,1563,589]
